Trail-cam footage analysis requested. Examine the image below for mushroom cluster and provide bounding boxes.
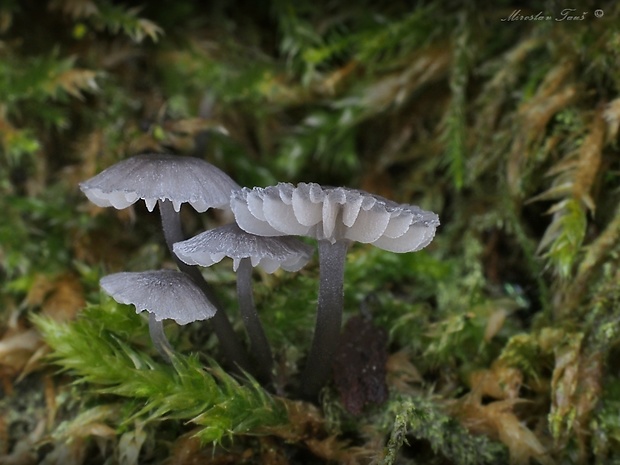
[80,154,250,369]
[80,154,439,404]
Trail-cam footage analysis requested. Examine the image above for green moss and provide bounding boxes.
[382,397,507,465]
[34,304,288,444]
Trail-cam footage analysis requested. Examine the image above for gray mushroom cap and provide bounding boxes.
[230,182,440,253]
[100,269,217,325]
[173,223,314,274]
[80,154,241,213]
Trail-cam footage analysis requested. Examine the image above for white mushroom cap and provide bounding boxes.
[80,154,241,213]
[100,269,216,325]
[173,223,314,274]
[231,182,439,253]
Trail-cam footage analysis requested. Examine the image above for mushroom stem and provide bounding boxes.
[300,239,349,399]
[148,313,174,363]
[236,257,274,383]
[158,200,252,373]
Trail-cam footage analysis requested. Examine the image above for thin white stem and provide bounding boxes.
[148,313,174,363]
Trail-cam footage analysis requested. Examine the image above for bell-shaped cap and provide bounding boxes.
[80,154,240,213]
[231,182,439,253]
[173,223,314,274]
[100,269,216,325]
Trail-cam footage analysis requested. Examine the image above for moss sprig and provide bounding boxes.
[382,396,507,465]
[33,303,288,444]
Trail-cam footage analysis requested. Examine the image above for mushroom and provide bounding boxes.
[173,222,314,382]
[230,182,439,398]
[79,154,237,214]
[80,154,251,370]
[100,269,217,362]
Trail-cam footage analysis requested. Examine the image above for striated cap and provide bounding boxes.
[100,269,216,325]
[80,154,240,213]
[173,222,314,274]
[230,182,439,253]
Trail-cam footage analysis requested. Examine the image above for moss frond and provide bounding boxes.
[33,303,288,445]
[49,0,163,43]
[382,396,507,465]
[533,110,606,281]
[441,14,470,191]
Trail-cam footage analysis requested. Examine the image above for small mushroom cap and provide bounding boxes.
[100,270,216,325]
[231,182,439,253]
[80,154,241,213]
[173,222,314,273]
